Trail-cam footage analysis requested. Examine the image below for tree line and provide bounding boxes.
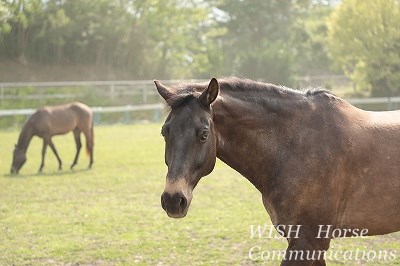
[1,0,399,96]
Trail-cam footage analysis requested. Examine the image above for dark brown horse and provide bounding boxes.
[155,77,400,265]
[10,102,94,174]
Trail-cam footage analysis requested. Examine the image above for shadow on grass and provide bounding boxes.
[3,167,92,178]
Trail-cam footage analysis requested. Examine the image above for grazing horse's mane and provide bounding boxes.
[166,77,336,110]
[16,114,36,150]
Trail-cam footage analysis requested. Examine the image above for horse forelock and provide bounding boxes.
[166,93,197,110]
[165,82,207,110]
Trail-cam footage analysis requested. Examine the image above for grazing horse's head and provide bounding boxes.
[11,144,26,174]
[155,78,220,218]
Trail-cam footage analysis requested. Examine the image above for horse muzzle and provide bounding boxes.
[161,191,190,218]
[161,177,193,218]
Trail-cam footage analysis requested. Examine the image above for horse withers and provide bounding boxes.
[155,77,400,265]
[10,102,94,174]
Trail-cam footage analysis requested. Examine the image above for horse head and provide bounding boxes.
[155,78,220,218]
[11,144,27,174]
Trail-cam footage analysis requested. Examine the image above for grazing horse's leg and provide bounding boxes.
[82,125,94,169]
[39,139,48,173]
[70,128,82,169]
[280,232,330,266]
[48,139,62,170]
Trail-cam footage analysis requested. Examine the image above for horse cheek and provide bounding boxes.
[196,143,216,177]
[195,146,207,172]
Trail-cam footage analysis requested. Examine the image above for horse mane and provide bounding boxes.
[166,77,336,110]
[16,114,36,150]
[218,77,331,97]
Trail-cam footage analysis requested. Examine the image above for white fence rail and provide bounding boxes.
[0,103,164,117]
[0,97,399,118]
[347,96,400,105]
[0,103,164,125]
[0,80,206,88]
[0,80,206,102]
[347,97,400,111]
[1,80,399,125]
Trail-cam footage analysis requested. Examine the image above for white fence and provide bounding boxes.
[0,103,163,117]
[347,97,400,105]
[0,80,206,103]
[1,97,399,117]
[0,103,164,125]
[1,80,400,126]
[0,80,178,125]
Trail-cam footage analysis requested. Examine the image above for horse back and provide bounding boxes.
[31,102,92,136]
[337,108,400,234]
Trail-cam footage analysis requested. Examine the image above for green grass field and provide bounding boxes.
[0,124,399,265]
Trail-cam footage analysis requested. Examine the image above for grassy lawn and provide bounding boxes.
[0,124,399,265]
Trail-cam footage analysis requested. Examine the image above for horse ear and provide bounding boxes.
[200,78,219,106]
[154,80,174,101]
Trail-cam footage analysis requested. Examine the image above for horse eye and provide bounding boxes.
[200,130,209,142]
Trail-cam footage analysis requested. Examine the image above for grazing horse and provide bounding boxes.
[10,102,94,174]
[155,77,400,265]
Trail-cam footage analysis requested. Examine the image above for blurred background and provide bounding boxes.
[0,0,400,126]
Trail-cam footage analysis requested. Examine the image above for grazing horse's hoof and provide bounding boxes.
[10,168,18,175]
[71,160,78,170]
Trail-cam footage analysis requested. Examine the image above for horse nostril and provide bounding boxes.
[161,192,188,215]
[178,195,187,211]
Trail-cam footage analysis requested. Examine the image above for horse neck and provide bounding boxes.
[212,90,309,192]
[17,121,34,152]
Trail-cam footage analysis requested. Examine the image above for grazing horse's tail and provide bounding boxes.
[86,120,94,156]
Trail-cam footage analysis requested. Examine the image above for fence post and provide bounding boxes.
[153,109,161,122]
[94,113,101,125]
[123,110,130,124]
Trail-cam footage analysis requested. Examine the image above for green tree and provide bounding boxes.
[124,0,215,79]
[60,0,215,79]
[1,0,43,64]
[0,0,340,82]
[327,0,400,96]
[0,1,12,38]
[0,0,215,79]
[32,0,70,64]
[292,2,334,76]
[209,0,316,85]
